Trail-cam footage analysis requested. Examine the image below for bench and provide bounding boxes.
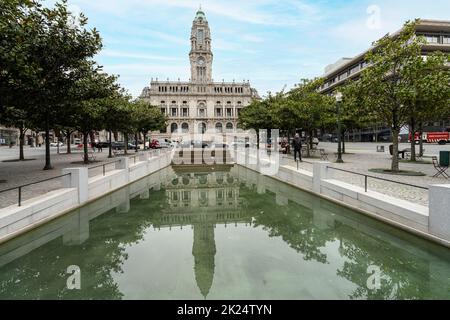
[405,148,426,161]
[113,149,124,157]
[389,145,407,159]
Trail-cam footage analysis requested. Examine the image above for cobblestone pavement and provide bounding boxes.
[0,147,150,209]
[280,142,450,206]
[1,143,449,208]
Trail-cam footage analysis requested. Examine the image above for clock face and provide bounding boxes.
[197,57,205,66]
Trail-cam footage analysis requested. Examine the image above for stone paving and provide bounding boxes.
[1,142,449,209]
[0,146,150,209]
[280,142,450,206]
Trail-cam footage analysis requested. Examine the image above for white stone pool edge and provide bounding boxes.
[239,154,450,249]
[0,151,172,244]
[1,149,449,249]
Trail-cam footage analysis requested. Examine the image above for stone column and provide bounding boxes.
[429,184,450,241]
[63,208,90,246]
[313,162,332,194]
[62,167,89,204]
[140,190,150,200]
[115,157,130,183]
[139,152,149,162]
[276,193,289,206]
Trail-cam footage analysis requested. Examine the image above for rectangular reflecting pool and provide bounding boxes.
[0,165,449,300]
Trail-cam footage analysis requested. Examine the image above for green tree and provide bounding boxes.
[0,0,102,170]
[68,63,120,164]
[401,50,450,161]
[238,98,274,148]
[101,90,131,158]
[132,100,167,150]
[283,79,334,157]
[343,20,443,172]
[1,106,32,160]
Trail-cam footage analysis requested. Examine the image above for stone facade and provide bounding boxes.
[140,9,259,139]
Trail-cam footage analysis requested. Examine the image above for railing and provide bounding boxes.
[0,173,71,207]
[88,159,121,176]
[326,166,429,193]
[0,149,170,208]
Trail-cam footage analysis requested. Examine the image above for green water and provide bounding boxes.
[0,165,449,300]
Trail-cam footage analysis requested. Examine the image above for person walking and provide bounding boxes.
[293,133,302,162]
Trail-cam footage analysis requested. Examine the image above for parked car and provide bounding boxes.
[111,142,140,150]
[96,141,111,148]
[150,138,171,149]
[176,140,210,149]
[50,142,64,147]
[231,140,253,148]
[207,143,229,150]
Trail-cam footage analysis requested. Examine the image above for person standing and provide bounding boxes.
[293,133,302,162]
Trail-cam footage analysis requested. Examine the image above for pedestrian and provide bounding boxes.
[293,133,302,162]
[92,142,96,153]
[98,143,103,153]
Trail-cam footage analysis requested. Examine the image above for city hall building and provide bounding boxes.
[139,9,259,138]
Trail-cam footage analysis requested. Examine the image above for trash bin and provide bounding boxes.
[440,151,450,167]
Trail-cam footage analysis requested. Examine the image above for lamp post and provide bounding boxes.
[335,91,344,164]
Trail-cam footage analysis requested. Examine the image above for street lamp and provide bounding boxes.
[335,91,344,164]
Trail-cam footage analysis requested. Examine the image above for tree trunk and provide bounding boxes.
[306,132,311,158]
[83,132,89,164]
[89,131,95,146]
[108,131,113,158]
[19,128,25,161]
[43,119,53,170]
[419,122,424,157]
[256,130,260,149]
[409,117,416,162]
[124,133,128,155]
[135,133,139,153]
[66,130,71,154]
[342,132,346,154]
[143,132,147,150]
[391,128,400,172]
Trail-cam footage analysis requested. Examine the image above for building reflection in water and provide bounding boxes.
[156,166,249,298]
[0,165,449,300]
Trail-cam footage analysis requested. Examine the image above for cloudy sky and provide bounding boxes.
[45,0,450,97]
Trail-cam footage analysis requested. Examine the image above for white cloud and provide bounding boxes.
[100,49,184,61]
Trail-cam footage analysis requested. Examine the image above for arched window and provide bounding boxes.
[198,122,207,134]
[181,123,189,133]
[226,123,233,132]
[215,123,223,133]
[171,123,178,133]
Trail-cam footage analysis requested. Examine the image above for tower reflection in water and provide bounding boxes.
[158,166,249,298]
[1,164,449,300]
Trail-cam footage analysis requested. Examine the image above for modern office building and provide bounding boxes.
[140,8,259,139]
[319,19,450,142]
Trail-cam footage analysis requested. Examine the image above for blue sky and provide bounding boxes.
[46,0,450,98]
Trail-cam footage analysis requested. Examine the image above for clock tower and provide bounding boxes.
[189,8,213,83]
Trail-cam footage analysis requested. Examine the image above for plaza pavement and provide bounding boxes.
[282,142,450,206]
[0,146,145,209]
[1,142,449,209]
